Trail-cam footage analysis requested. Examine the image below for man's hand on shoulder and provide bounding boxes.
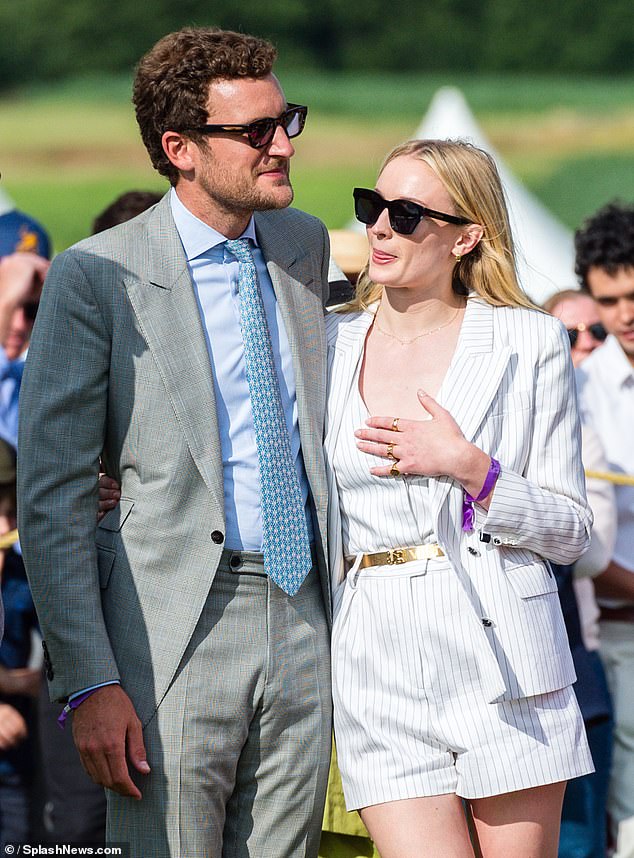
[72,684,150,800]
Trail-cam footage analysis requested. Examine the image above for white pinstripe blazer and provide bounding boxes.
[324,297,593,703]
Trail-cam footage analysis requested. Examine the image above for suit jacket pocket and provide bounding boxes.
[97,497,135,532]
[503,559,558,599]
[96,498,134,588]
[96,545,116,589]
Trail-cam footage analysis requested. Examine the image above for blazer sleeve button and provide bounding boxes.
[42,640,54,680]
[211,530,225,544]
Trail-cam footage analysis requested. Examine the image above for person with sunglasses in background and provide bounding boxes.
[18,27,340,858]
[324,139,593,858]
[0,210,50,450]
[544,288,608,368]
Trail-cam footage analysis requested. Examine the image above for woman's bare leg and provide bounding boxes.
[360,794,476,858]
[470,781,566,858]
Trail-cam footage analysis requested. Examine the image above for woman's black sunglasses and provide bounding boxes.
[567,322,608,348]
[353,187,471,235]
[181,103,308,150]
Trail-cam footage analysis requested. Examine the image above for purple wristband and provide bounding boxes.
[462,457,501,532]
[57,688,100,729]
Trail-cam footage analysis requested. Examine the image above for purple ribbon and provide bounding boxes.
[462,457,501,532]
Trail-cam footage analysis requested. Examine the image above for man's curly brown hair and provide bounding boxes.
[133,28,277,184]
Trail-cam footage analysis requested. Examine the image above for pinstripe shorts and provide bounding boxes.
[332,558,594,809]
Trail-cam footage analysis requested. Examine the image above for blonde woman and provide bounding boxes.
[324,139,594,857]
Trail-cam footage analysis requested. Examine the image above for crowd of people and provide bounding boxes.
[1,23,633,858]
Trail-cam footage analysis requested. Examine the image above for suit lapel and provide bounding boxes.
[325,309,375,453]
[256,213,327,504]
[324,309,376,592]
[124,197,224,511]
[430,297,511,523]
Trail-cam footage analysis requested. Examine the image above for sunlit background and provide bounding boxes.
[1,1,633,259]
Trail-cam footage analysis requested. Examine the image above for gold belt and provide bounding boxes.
[345,543,444,572]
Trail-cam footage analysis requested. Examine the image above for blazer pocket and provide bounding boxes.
[96,545,116,589]
[503,559,558,599]
[97,497,135,533]
[95,498,134,589]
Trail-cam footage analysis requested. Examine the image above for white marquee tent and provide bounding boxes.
[416,87,578,304]
[0,188,14,217]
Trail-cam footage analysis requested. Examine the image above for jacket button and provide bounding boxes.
[211,530,224,544]
[492,537,502,546]
[482,618,493,628]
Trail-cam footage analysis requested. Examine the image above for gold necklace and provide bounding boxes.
[374,306,461,345]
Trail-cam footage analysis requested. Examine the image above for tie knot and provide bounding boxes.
[225,238,253,265]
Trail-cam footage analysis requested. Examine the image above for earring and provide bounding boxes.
[453,252,462,263]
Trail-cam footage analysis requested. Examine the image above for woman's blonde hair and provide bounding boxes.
[346,139,535,312]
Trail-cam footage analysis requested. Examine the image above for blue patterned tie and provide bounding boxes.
[226,238,312,596]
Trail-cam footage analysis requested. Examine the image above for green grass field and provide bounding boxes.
[2,73,634,254]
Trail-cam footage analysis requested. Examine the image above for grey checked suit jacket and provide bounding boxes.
[17,195,331,724]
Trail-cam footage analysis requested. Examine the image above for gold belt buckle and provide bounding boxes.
[387,548,406,565]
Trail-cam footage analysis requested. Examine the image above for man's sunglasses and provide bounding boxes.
[180,103,308,150]
[353,187,471,236]
[567,322,608,348]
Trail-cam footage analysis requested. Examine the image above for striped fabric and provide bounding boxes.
[324,296,592,707]
[332,366,435,555]
[333,559,593,808]
[326,303,594,807]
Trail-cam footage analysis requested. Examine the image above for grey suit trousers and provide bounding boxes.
[107,551,331,858]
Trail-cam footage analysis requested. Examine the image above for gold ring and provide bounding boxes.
[387,442,396,460]
[390,462,400,477]
[391,417,400,432]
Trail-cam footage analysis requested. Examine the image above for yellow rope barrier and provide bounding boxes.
[586,470,634,487]
[0,528,19,550]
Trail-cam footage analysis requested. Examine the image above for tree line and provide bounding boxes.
[2,0,633,90]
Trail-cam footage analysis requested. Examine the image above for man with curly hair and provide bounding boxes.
[18,27,334,857]
[575,201,634,858]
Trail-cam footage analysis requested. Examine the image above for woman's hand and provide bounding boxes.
[355,390,491,497]
[97,474,121,521]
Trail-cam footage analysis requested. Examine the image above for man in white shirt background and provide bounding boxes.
[575,201,634,858]
[544,287,617,858]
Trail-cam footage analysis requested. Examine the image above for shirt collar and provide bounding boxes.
[169,188,258,261]
[603,334,634,388]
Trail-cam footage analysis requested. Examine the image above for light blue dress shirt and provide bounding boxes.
[170,189,313,550]
[0,345,24,449]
